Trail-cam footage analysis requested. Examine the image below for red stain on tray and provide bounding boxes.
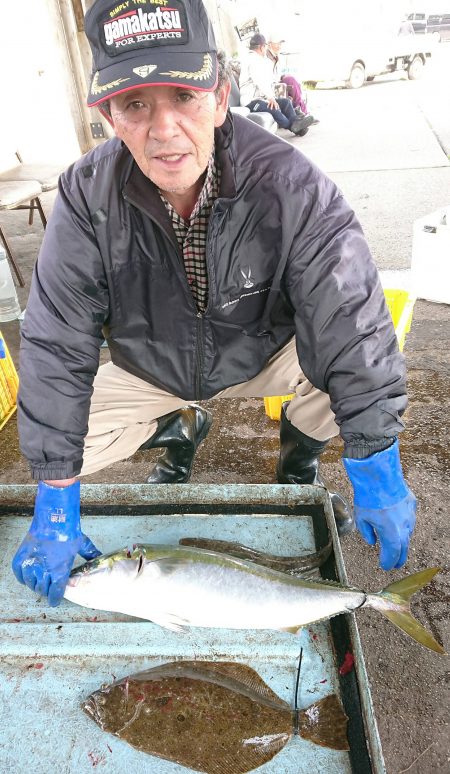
[88,751,106,767]
[26,663,44,670]
[339,651,354,676]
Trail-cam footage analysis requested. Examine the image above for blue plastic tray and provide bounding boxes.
[0,484,385,774]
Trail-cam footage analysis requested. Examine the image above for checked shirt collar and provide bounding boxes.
[159,150,221,314]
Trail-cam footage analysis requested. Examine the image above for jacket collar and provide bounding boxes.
[215,112,237,200]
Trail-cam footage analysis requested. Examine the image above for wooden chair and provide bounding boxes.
[0,180,44,287]
[0,152,65,287]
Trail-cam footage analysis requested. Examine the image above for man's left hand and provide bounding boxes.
[343,440,417,571]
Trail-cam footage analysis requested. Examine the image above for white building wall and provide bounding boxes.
[1,0,81,165]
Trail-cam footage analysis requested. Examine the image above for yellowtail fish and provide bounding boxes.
[178,536,332,575]
[83,660,349,773]
[64,544,445,653]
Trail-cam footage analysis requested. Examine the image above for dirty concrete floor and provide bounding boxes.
[1,76,450,773]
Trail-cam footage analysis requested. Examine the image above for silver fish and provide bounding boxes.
[64,544,444,653]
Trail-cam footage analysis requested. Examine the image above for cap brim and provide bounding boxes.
[88,50,217,107]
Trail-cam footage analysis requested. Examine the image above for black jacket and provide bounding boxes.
[18,113,406,480]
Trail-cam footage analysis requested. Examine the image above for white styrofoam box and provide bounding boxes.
[378,268,411,292]
[411,205,450,305]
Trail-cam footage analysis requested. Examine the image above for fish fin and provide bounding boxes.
[147,556,192,574]
[188,662,291,709]
[212,734,291,774]
[374,567,445,654]
[382,567,440,600]
[377,609,445,654]
[150,612,190,633]
[299,694,349,750]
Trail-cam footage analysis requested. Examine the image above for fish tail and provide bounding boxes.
[298,694,349,750]
[372,567,445,654]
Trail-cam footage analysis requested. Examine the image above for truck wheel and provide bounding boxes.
[407,56,424,80]
[348,63,365,89]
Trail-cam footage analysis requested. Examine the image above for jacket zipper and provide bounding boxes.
[123,190,211,400]
[194,202,221,399]
[195,312,203,399]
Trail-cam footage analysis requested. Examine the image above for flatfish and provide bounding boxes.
[83,660,349,773]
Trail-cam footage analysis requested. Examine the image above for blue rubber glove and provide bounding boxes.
[343,440,416,571]
[12,480,101,606]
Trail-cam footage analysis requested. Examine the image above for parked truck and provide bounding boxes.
[287,31,435,89]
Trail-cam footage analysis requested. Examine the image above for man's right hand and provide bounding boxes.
[12,480,101,607]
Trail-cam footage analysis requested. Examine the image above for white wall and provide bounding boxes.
[0,0,82,165]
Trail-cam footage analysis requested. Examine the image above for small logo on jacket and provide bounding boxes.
[240,267,254,289]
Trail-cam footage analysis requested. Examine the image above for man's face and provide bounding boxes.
[109,84,230,196]
[269,41,282,55]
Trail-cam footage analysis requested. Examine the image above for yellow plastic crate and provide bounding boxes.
[0,332,19,431]
[264,394,296,421]
[264,288,416,420]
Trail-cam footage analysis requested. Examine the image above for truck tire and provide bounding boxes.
[348,63,365,89]
[407,56,424,80]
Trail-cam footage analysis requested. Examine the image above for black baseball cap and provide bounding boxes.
[85,0,218,107]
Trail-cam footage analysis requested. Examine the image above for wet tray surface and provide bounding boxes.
[0,484,384,774]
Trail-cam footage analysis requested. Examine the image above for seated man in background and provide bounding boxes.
[267,34,319,125]
[239,34,314,136]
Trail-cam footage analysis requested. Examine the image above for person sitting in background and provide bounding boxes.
[398,19,415,36]
[267,35,319,125]
[239,34,314,136]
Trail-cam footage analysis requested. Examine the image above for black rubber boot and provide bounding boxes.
[276,404,354,536]
[290,114,315,136]
[141,406,212,484]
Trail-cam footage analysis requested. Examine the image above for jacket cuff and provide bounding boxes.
[343,438,395,459]
[29,460,83,481]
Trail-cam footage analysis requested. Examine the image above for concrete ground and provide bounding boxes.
[1,48,449,774]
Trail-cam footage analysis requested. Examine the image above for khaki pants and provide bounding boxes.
[80,337,339,476]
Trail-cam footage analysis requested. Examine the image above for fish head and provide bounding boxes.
[83,678,146,733]
[65,545,146,610]
[83,673,188,736]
